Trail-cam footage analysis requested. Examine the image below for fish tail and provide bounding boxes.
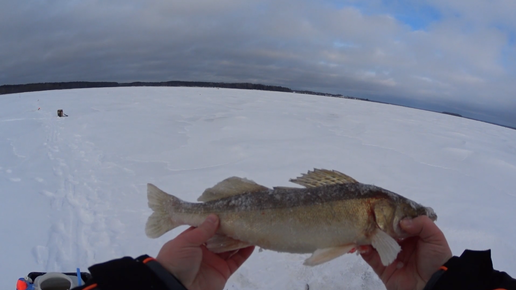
[146,183,183,238]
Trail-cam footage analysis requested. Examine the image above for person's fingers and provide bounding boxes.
[181,214,219,246]
[226,246,255,274]
[400,216,445,244]
[360,245,386,277]
[401,215,453,283]
[175,226,196,238]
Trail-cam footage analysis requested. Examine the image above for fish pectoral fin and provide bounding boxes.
[205,234,251,253]
[289,169,358,188]
[370,229,401,266]
[303,244,356,266]
[197,177,269,202]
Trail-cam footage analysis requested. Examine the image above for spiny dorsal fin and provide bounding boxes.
[289,169,358,188]
[197,176,269,202]
[272,186,302,190]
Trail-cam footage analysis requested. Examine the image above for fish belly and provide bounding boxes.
[215,200,373,253]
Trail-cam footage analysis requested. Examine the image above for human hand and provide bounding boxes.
[156,214,255,290]
[360,215,453,290]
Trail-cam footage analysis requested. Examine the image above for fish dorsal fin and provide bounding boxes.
[289,169,358,188]
[197,176,269,202]
[272,186,302,190]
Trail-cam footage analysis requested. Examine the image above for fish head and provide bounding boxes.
[374,197,437,239]
[395,200,437,238]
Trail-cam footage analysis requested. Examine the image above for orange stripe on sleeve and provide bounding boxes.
[439,266,448,271]
[143,257,156,264]
[83,283,98,290]
[16,280,28,290]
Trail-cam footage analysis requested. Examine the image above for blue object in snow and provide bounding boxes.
[76,268,81,286]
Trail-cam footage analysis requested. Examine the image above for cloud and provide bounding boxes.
[1,0,515,127]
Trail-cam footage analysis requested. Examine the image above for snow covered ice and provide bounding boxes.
[1,87,515,289]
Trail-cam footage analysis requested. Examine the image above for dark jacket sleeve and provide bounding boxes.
[72,255,188,290]
[424,250,516,290]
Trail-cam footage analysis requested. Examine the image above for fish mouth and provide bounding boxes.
[425,207,437,221]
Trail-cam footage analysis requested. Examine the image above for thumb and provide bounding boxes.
[400,215,443,243]
[182,214,219,246]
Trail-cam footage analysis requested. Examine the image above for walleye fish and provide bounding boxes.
[146,169,437,266]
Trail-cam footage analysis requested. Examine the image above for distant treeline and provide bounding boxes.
[0,81,294,95]
[292,90,343,98]
[0,80,371,101]
[442,111,463,117]
[0,81,380,104]
[441,111,515,130]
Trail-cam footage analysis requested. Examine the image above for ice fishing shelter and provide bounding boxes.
[57,109,68,117]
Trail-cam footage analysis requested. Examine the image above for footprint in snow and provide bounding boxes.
[41,190,56,197]
[32,245,49,265]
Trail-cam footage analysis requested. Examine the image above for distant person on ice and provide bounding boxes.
[57,109,68,117]
[65,215,516,290]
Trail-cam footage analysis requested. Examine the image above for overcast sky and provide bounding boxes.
[1,0,515,127]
